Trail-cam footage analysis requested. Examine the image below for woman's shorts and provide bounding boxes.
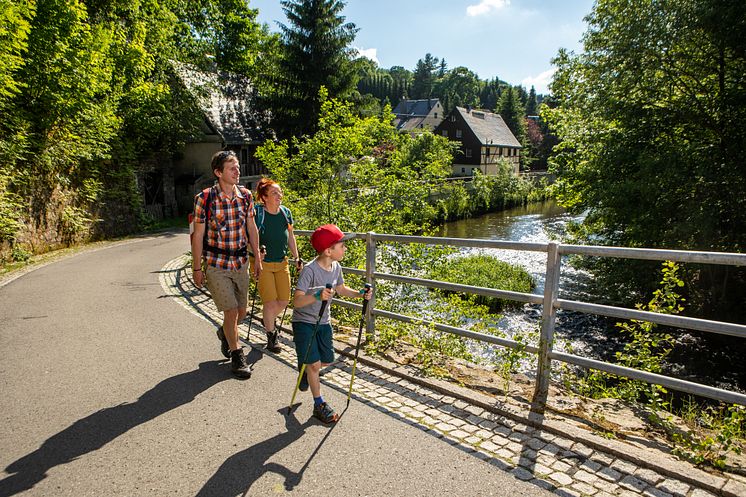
[205,265,250,311]
[250,257,290,302]
[292,321,334,367]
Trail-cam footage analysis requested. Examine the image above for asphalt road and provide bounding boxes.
[0,232,553,497]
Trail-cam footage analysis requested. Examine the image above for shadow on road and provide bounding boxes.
[196,407,345,496]
[0,361,231,497]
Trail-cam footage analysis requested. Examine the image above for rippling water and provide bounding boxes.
[437,201,745,392]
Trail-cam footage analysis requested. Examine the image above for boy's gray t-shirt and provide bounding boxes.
[292,258,345,324]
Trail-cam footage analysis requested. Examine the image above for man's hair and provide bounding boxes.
[211,150,237,174]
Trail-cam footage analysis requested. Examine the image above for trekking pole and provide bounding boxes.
[347,283,372,407]
[247,245,266,330]
[288,283,333,415]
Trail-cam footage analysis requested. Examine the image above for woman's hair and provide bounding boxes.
[255,177,279,202]
[210,150,237,174]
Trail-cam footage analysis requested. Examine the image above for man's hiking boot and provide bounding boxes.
[299,370,309,392]
[230,349,252,379]
[313,402,339,424]
[266,330,282,353]
[216,326,230,359]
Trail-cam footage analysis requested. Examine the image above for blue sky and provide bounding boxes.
[249,0,595,94]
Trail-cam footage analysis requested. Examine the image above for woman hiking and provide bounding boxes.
[250,178,302,353]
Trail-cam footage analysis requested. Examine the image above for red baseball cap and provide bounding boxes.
[310,224,353,253]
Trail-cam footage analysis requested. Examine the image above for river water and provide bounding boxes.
[437,201,745,393]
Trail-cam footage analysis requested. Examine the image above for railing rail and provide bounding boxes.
[295,230,746,410]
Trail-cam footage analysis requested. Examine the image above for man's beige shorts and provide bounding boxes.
[250,258,291,302]
[205,265,250,311]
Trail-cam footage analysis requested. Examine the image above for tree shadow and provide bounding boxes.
[196,407,346,496]
[0,360,234,497]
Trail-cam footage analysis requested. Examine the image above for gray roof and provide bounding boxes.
[393,98,440,117]
[456,107,521,148]
[171,61,271,145]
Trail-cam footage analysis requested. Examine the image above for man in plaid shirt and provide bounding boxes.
[191,150,261,379]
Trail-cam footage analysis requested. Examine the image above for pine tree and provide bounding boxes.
[274,0,359,137]
[525,86,538,116]
[497,86,526,144]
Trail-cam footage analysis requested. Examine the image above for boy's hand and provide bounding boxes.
[360,284,373,300]
[320,286,334,301]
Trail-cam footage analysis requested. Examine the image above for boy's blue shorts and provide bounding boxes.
[292,321,334,367]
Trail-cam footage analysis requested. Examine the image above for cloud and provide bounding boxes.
[354,47,379,65]
[466,0,510,17]
[522,68,556,95]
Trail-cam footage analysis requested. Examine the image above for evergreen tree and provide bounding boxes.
[525,86,538,116]
[411,53,439,99]
[497,86,526,144]
[273,0,359,137]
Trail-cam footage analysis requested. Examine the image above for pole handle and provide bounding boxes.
[318,283,333,317]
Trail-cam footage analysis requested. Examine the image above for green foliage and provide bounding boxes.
[427,254,534,311]
[0,0,271,254]
[546,0,746,317]
[573,261,681,402]
[564,261,745,469]
[497,86,527,145]
[257,91,454,243]
[652,403,744,469]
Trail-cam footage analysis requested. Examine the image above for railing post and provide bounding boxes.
[365,232,376,339]
[532,241,561,414]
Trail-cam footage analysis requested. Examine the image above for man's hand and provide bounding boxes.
[193,269,204,288]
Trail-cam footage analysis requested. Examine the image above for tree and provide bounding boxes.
[497,86,526,144]
[273,0,359,137]
[411,53,439,99]
[434,66,481,114]
[525,86,538,116]
[255,89,453,235]
[545,0,746,318]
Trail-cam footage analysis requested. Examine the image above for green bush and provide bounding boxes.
[427,254,534,312]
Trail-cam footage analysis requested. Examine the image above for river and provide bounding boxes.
[437,200,745,393]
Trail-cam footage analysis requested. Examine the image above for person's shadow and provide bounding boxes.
[196,406,345,496]
[0,359,249,497]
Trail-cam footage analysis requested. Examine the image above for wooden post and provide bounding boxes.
[532,241,561,413]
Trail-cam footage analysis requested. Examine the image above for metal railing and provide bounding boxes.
[296,230,746,411]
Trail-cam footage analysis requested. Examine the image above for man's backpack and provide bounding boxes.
[254,203,291,235]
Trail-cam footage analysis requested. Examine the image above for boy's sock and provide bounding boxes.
[313,396,325,407]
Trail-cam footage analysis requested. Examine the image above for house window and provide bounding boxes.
[441,130,448,137]
[456,129,462,138]
[434,113,437,118]
[465,148,472,158]
[240,149,249,176]
[450,115,456,122]
[461,167,465,173]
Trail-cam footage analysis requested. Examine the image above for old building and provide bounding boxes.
[435,107,522,176]
[392,98,444,132]
[167,61,272,215]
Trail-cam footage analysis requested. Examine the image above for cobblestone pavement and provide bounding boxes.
[161,255,746,497]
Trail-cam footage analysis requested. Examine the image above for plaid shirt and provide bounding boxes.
[194,185,254,271]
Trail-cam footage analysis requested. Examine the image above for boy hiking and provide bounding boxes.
[292,224,373,423]
[191,150,261,379]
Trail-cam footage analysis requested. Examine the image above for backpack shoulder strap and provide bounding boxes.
[255,203,265,233]
[279,205,291,227]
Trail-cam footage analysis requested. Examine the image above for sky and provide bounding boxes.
[248,0,596,95]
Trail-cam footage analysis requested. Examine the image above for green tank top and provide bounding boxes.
[259,209,290,262]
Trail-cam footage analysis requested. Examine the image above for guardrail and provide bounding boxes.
[295,230,746,412]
